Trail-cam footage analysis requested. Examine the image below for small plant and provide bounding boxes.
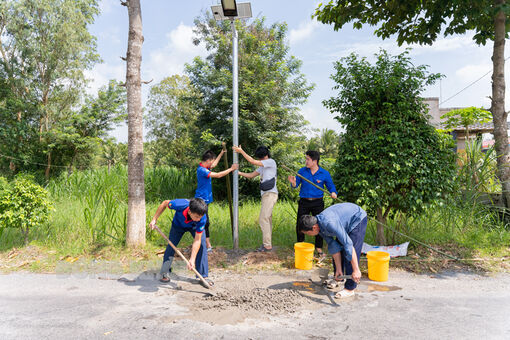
[0,175,53,244]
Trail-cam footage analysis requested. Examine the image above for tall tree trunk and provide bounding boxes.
[9,111,23,172]
[125,0,146,247]
[45,151,51,180]
[491,0,510,209]
[376,207,387,245]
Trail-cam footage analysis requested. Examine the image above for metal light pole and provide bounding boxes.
[211,1,252,249]
[231,19,240,249]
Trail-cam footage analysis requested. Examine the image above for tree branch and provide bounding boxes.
[142,79,153,85]
[120,1,128,7]
[120,56,127,61]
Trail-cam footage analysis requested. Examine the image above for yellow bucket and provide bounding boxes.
[367,250,390,282]
[294,242,315,270]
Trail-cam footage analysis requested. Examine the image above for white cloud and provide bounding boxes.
[96,27,122,46]
[99,0,117,14]
[321,33,478,63]
[456,63,493,82]
[144,23,207,81]
[408,34,476,54]
[84,62,125,95]
[289,20,319,45]
[300,105,344,134]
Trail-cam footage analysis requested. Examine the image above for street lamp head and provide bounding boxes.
[211,2,252,21]
[221,0,238,17]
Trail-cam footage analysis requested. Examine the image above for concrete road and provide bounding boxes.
[0,270,509,339]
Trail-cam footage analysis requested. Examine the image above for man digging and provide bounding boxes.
[299,202,367,298]
[149,198,214,288]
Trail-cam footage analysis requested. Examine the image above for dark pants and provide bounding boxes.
[332,216,368,290]
[163,222,209,278]
[204,212,210,238]
[296,198,325,249]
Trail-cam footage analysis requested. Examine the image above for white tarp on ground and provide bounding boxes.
[362,242,410,258]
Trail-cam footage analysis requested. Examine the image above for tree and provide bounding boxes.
[0,0,101,179]
[186,15,314,155]
[0,175,53,245]
[145,75,200,168]
[305,129,339,159]
[100,139,128,170]
[319,129,340,159]
[441,107,492,142]
[325,50,457,245]
[123,0,145,247]
[43,80,127,172]
[313,0,510,210]
[0,77,39,173]
[441,107,495,192]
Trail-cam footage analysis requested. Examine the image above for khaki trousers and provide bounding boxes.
[259,192,278,247]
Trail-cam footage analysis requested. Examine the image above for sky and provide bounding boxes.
[88,0,510,143]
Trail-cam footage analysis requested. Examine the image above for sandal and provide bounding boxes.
[159,275,171,283]
[256,245,273,252]
[334,289,355,299]
[198,278,214,288]
[207,247,213,253]
[316,251,327,262]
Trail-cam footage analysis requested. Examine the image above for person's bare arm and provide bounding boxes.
[148,200,170,229]
[238,170,260,179]
[232,145,263,167]
[210,149,225,169]
[350,246,361,283]
[187,232,203,271]
[210,163,238,178]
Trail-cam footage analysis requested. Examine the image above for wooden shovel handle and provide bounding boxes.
[153,224,211,289]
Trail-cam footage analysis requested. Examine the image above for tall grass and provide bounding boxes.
[28,165,197,253]
[3,164,509,259]
[146,200,300,250]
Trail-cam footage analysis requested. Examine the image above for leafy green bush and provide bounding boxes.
[0,175,53,244]
[325,50,457,245]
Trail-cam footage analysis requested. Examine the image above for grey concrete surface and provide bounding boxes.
[0,270,509,339]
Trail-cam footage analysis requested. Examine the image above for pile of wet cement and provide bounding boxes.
[203,288,304,314]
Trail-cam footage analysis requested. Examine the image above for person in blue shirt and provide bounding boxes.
[149,198,213,287]
[288,151,338,257]
[195,150,238,251]
[299,202,368,299]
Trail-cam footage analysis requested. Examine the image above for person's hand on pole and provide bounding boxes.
[187,260,195,271]
[331,192,337,199]
[231,163,239,171]
[288,175,296,187]
[232,145,243,154]
[149,220,157,230]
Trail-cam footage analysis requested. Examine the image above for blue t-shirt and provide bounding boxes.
[195,163,213,204]
[168,199,207,233]
[316,203,367,261]
[292,167,337,199]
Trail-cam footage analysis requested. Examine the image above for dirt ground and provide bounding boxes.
[1,257,510,339]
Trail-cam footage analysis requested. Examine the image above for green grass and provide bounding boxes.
[146,200,303,250]
[3,196,509,258]
[2,166,509,272]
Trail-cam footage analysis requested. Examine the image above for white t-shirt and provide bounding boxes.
[256,158,278,196]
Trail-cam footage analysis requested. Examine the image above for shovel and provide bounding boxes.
[153,224,212,290]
